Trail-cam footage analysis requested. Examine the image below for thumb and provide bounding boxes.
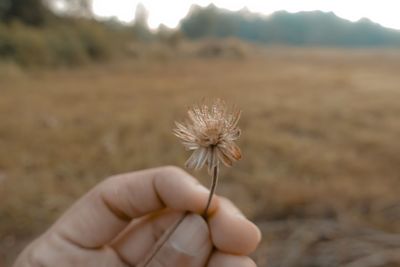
[138,213,213,267]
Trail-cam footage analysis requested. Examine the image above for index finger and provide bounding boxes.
[49,166,216,248]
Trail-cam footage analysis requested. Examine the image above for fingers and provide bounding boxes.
[112,211,213,266]
[50,166,217,248]
[136,213,213,267]
[208,252,256,267]
[111,210,185,265]
[208,197,261,255]
[113,196,261,266]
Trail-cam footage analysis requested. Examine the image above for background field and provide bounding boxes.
[1,47,400,266]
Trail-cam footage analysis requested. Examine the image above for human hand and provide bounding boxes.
[14,166,261,267]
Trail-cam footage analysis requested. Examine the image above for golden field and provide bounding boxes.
[1,47,400,266]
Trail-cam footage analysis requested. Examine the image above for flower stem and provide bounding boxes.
[139,212,188,267]
[203,166,219,219]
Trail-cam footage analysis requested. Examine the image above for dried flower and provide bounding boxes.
[139,99,242,266]
[174,99,242,217]
[174,99,242,175]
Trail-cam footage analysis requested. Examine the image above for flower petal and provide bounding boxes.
[224,128,241,141]
[185,150,199,169]
[217,148,233,167]
[181,141,199,150]
[195,147,209,170]
[228,110,241,130]
[219,142,242,161]
[184,147,209,170]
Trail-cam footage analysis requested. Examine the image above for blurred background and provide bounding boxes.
[1,1,400,266]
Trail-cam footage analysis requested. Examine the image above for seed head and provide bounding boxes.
[173,99,242,175]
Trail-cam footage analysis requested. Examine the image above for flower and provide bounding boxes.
[173,99,242,175]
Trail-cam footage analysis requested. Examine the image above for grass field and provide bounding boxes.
[1,47,400,266]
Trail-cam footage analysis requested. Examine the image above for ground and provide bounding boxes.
[1,47,400,266]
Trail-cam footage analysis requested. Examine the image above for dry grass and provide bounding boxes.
[1,47,400,266]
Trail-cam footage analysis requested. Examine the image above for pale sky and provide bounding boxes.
[92,0,400,30]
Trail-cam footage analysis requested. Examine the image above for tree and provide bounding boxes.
[132,3,152,41]
[45,0,92,17]
[0,0,49,26]
[157,24,183,49]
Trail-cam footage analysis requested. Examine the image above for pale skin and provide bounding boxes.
[14,166,261,267]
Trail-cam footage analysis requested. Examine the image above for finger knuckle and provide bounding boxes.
[26,245,50,267]
[160,165,186,176]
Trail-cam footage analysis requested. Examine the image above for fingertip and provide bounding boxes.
[235,215,262,253]
[209,199,262,255]
[235,211,262,246]
[208,252,257,267]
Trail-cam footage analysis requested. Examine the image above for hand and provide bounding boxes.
[14,166,261,267]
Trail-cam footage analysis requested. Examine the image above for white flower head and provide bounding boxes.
[174,99,242,175]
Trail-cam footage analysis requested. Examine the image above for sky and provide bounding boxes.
[92,0,400,30]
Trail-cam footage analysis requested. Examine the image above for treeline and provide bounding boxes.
[180,4,400,47]
[0,0,133,67]
[0,0,95,26]
[2,1,400,67]
[0,1,183,67]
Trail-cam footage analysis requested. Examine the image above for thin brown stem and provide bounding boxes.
[139,212,188,267]
[202,166,219,219]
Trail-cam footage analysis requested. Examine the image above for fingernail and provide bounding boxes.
[169,214,210,256]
